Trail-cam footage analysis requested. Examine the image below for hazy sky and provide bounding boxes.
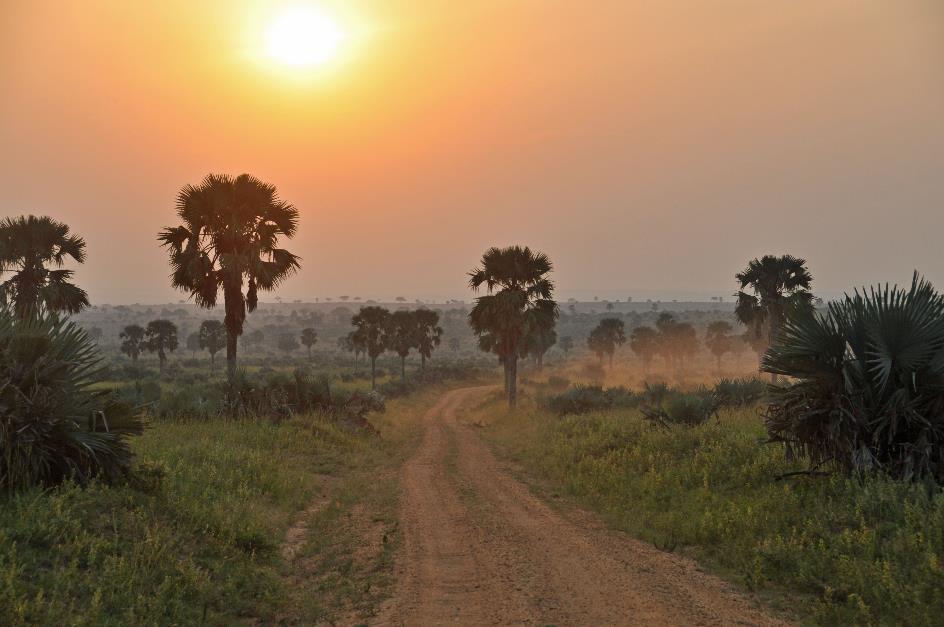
[2,0,942,304]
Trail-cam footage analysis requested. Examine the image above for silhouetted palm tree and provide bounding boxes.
[521,324,556,370]
[0,215,89,318]
[587,317,625,367]
[386,309,417,380]
[158,174,300,379]
[629,326,658,375]
[704,320,734,373]
[145,319,178,372]
[119,324,146,362]
[558,335,574,357]
[199,319,226,370]
[414,309,443,374]
[468,245,558,407]
[735,254,814,380]
[351,306,389,389]
[300,327,318,361]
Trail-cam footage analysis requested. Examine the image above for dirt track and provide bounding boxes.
[375,387,785,626]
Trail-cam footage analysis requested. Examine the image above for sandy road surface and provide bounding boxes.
[375,386,786,626]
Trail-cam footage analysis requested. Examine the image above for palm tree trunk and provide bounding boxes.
[226,330,237,380]
[508,354,518,408]
[210,353,215,371]
[401,355,406,381]
[308,346,312,361]
[421,354,426,375]
[371,356,377,390]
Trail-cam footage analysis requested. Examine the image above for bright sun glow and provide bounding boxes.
[266,6,346,68]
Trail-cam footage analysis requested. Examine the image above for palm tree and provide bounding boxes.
[198,319,226,370]
[351,306,389,389]
[735,255,814,381]
[629,326,658,375]
[119,324,146,362]
[186,331,200,358]
[521,324,557,370]
[704,320,734,373]
[300,327,318,361]
[587,318,625,367]
[144,319,178,372]
[413,309,443,374]
[158,174,301,379]
[468,245,558,407]
[0,215,89,319]
[386,309,417,381]
[448,337,461,353]
[558,335,574,357]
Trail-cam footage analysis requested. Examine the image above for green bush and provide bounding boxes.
[544,385,638,416]
[713,377,766,407]
[640,387,719,427]
[0,313,143,492]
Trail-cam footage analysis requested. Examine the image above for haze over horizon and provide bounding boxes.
[2,0,942,305]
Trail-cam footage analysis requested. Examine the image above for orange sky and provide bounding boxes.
[1,0,942,303]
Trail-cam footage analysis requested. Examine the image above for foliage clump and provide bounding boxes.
[713,377,767,407]
[544,384,638,416]
[0,313,142,493]
[764,273,944,482]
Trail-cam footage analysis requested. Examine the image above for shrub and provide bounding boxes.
[0,314,143,492]
[545,385,638,416]
[713,377,766,407]
[377,378,417,398]
[764,273,944,481]
[547,375,570,390]
[640,385,719,427]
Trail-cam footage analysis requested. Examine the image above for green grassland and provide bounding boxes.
[478,387,944,625]
[0,386,439,626]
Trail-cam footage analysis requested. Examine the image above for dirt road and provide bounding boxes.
[375,386,785,626]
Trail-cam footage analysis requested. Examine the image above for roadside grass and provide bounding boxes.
[479,391,944,626]
[0,387,436,626]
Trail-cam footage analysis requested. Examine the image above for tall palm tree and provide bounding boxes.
[158,174,300,379]
[119,324,146,362]
[704,320,734,373]
[735,254,814,380]
[386,309,417,381]
[413,309,443,374]
[521,324,556,370]
[145,319,178,372]
[300,327,318,361]
[587,317,625,368]
[0,215,89,318]
[351,306,389,389]
[629,326,658,375]
[198,319,226,370]
[468,245,558,407]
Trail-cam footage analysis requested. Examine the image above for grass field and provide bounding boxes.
[0,387,438,626]
[477,387,944,625]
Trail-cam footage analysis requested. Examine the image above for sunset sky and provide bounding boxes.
[2,1,942,304]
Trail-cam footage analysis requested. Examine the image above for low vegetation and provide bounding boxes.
[0,386,442,624]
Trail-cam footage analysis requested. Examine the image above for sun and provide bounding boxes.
[266,6,346,69]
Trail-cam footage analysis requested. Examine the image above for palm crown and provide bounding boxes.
[158,174,300,375]
[0,215,89,318]
[735,254,814,351]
